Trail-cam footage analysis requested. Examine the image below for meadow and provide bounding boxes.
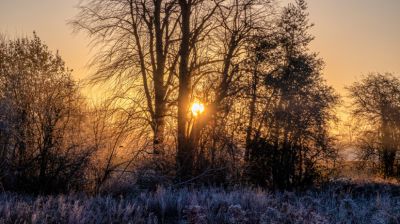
[1,178,399,224]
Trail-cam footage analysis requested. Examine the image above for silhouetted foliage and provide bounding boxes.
[0,0,344,194]
[71,0,181,159]
[72,0,277,183]
[245,0,339,189]
[2,1,400,223]
[348,73,400,178]
[0,34,92,193]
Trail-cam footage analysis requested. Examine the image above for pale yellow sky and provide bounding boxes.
[1,0,400,96]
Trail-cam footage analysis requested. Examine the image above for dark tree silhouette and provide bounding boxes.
[348,73,400,178]
[0,34,92,193]
[69,0,339,188]
[72,0,181,158]
[175,0,274,181]
[245,0,339,189]
[72,0,275,182]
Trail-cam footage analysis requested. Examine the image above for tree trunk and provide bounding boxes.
[245,62,259,162]
[177,0,194,181]
[153,64,167,155]
[152,0,167,155]
[381,118,395,177]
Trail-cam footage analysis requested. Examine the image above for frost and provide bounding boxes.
[0,180,399,223]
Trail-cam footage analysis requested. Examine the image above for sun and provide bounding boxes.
[191,102,205,116]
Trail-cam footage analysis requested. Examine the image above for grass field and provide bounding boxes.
[1,178,400,223]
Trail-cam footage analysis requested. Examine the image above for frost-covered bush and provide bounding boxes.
[1,180,400,223]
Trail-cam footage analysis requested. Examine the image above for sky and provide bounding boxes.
[1,0,400,96]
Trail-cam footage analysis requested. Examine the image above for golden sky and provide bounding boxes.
[1,0,400,97]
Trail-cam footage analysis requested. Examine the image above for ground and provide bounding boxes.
[1,178,400,223]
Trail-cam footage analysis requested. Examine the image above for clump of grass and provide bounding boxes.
[1,179,400,223]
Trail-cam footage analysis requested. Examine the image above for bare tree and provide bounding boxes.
[72,0,181,156]
[348,73,400,177]
[176,0,222,180]
[176,0,274,180]
[72,0,275,181]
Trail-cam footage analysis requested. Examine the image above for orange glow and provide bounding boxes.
[191,102,205,116]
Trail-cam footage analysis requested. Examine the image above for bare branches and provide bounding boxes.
[348,73,400,177]
[72,0,182,155]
